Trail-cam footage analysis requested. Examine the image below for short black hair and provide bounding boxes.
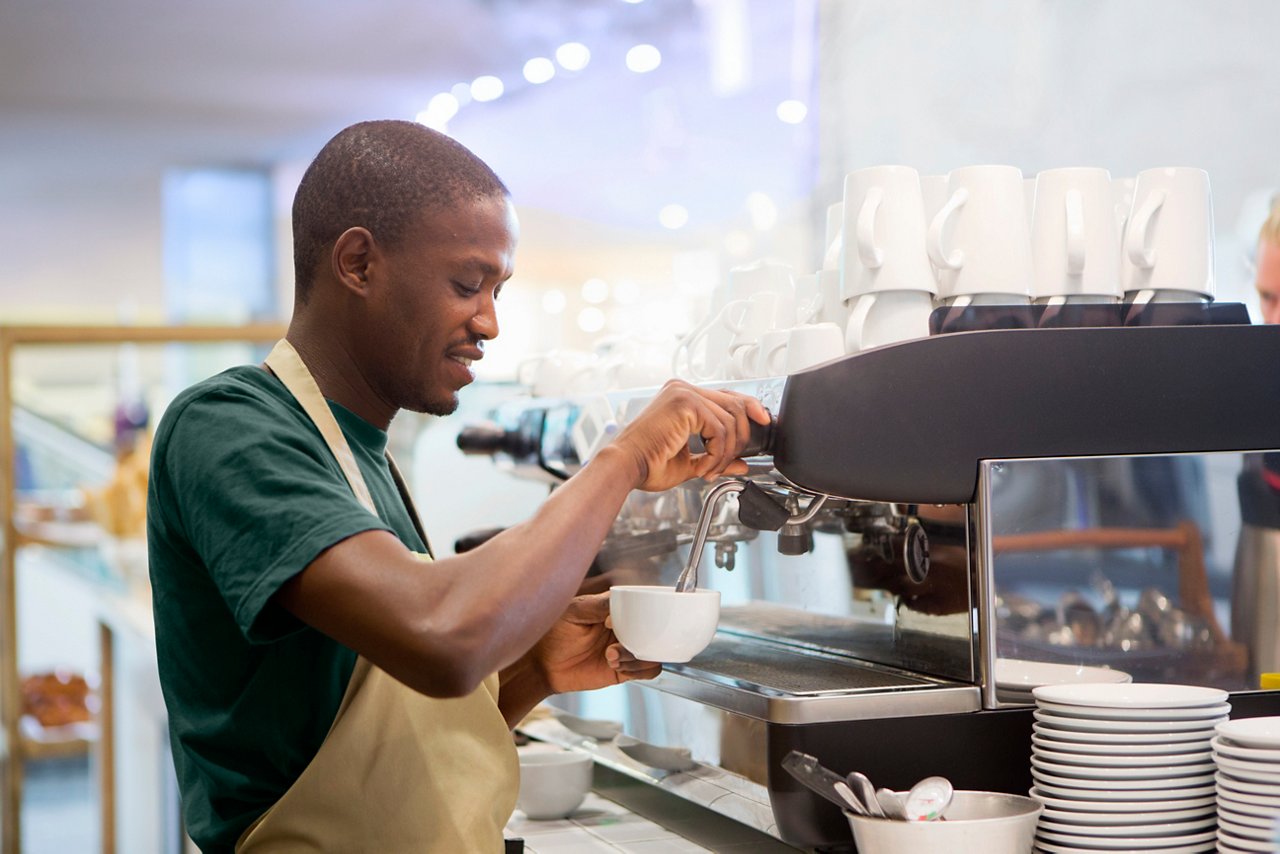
[291,120,509,302]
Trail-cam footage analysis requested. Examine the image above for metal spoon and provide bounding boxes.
[846,771,884,818]
[875,787,906,820]
[902,776,954,821]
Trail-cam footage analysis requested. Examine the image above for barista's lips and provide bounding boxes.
[445,347,482,385]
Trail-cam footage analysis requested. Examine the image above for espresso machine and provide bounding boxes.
[458,305,1280,850]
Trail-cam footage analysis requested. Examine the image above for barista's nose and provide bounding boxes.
[470,293,499,341]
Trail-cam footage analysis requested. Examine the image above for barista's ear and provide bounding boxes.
[331,227,379,297]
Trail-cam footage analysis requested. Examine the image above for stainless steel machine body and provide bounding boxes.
[459,315,1280,850]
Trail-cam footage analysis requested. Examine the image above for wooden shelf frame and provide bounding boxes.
[0,323,285,854]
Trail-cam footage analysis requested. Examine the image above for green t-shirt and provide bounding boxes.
[147,365,427,853]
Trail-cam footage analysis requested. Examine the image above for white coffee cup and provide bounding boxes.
[1120,167,1215,299]
[517,750,593,820]
[609,585,720,663]
[1112,176,1136,239]
[517,350,598,397]
[823,202,844,271]
[754,327,791,377]
[1030,167,1122,303]
[845,290,935,353]
[928,165,1034,301]
[673,260,794,381]
[841,165,938,301]
[786,322,844,373]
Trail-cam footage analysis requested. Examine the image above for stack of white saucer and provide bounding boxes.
[994,657,1131,704]
[1212,717,1280,853]
[1029,683,1229,853]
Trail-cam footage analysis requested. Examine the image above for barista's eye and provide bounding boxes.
[453,281,481,297]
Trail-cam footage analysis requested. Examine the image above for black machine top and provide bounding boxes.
[773,320,1280,504]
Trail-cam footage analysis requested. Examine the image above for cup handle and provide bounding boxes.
[1125,190,1165,269]
[672,313,716,380]
[761,337,788,377]
[856,188,885,270]
[844,294,876,354]
[729,343,758,380]
[1065,189,1086,275]
[927,188,967,271]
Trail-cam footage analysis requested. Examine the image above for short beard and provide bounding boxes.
[419,394,460,417]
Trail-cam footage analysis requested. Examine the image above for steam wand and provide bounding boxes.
[673,480,829,593]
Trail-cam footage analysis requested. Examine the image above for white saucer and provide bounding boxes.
[1034,746,1212,767]
[1217,826,1275,853]
[1035,825,1216,848]
[1037,839,1216,854]
[1217,771,1280,797]
[1041,805,1215,827]
[1213,734,1280,762]
[1032,722,1215,744]
[1035,710,1224,733]
[1033,683,1228,709]
[1031,769,1215,794]
[1033,733,1213,756]
[1218,717,1280,750]
[1032,756,1216,780]
[1036,700,1233,721]
[1216,754,1280,783]
[1030,787,1217,813]
[1038,814,1216,838]
[1218,804,1275,830]
[1218,815,1272,841]
[1217,788,1280,811]
[995,658,1131,689]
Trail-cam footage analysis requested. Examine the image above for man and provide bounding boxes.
[147,119,767,852]
[1257,196,1280,324]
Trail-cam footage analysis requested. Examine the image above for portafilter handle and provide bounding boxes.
[686,410,776,459]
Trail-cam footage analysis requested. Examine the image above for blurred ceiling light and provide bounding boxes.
[702,0,749,95]
[451,82,472,106]
[541,288,567,314]
[746,192,778,232]
[415,93,459,131]
[621,0,644,4]
[776,99,807,124]
[523,57,556,84]
[581,277,610,303]
[625,44,662,73]
[555,42,591,71]
[659,204,690,230]
[577,306,607,333]
[471,75,505,102]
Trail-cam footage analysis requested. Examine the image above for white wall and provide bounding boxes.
[817,0,1280,311]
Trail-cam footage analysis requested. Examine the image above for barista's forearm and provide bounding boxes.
[441,445,641,667]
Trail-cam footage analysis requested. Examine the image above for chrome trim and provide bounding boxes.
[975,462,1000,710]
[641,668,980,725]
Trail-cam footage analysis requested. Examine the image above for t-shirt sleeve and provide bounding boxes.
[150,384,392,643]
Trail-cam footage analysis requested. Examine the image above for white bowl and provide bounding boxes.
[846,790,1042,854]
[516,750,593,820]
[609,585,720,663]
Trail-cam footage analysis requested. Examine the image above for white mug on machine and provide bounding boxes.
[841,165,938,302]
[1120,167,1215,301]
[785,323,844,374]
[928,165,1034,303]
[1030,167,1122,303]
[845,290,935,353]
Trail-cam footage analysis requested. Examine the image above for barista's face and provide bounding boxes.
[1257,239,1280,325]
[371,195,519,416]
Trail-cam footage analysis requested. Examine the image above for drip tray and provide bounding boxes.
[650,636,980,724]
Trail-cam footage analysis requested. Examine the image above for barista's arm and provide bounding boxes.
[275,381,768,699]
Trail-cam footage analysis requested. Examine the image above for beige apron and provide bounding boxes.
[235,339,518,853]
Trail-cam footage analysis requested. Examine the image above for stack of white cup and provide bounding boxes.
[842,165,941,353]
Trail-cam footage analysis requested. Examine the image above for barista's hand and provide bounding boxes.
[611,380,770,493]
[531,593,661,693]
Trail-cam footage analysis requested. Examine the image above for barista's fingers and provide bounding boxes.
[693,397,737,476]
[605,644,662,681]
